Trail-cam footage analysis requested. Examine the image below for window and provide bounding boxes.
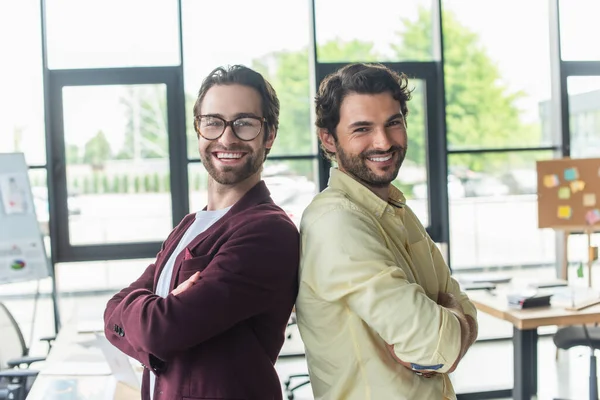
[314,0,436,62]
[56,259,152,326]
[62,84,173,245]
[0,0,46,165]
[559,0,600,61]
[45,0,180,69]
[449,151,555,270]
[567,76,600,158]
[443,0,553,150]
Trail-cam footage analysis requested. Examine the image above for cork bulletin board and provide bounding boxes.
[536,158,600,229]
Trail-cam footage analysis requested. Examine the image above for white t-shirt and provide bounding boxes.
[149,207,231,399]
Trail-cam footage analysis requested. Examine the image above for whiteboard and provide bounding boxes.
[0,153,50,284]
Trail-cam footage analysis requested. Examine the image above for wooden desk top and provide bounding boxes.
[468,291,600,330]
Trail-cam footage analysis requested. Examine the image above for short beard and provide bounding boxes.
[335,144,405,188]
[201,143,265,185]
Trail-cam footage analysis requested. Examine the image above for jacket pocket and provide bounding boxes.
[178,255,212,282]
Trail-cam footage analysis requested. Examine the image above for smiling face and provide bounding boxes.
[319,92,407,194]
[198,84,274,186]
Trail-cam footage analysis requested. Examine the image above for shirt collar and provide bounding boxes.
[328,168,406,218]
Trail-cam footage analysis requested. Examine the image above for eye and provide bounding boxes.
[234,119,253,127]
[353,127,370,134]
[202,117,223,127]
[387,119,403,127]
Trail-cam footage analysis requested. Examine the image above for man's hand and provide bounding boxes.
[385,343,437,378]
[171,272,201,296]
[437,292,459,309]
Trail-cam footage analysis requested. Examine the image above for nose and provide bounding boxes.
[372,126,392,150]
[219,125,239,146]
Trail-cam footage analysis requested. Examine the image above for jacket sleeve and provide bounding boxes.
[301,207,461,374]
[104,262,157,368]
[103,216,189,369]
[102,217,299,362]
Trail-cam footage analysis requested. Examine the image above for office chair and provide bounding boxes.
[554,325,600,400]
[283,313,310,400]
[0,302,54,400]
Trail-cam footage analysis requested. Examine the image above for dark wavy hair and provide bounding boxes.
[315,63,412,161]
[193,65,280,155]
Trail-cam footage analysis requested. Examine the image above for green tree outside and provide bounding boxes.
[83,131,112,168]
[394,8,538,172]
[181,10,534,188]
[66,144,81,164]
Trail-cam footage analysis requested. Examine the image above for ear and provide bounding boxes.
[265,127,276,151]
[318,128,337,155]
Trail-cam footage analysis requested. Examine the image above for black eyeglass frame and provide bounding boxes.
[194,115,266,141]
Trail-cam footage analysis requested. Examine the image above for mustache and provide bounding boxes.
[361,145,406,158]
[207,143,251,152]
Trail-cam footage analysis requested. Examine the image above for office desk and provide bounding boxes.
[469,291,600,400]
[26,325,140,400]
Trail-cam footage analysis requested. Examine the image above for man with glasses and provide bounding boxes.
[104,65,299,400]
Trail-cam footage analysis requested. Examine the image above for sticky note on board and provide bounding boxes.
[558,187,571,199]
[584,193,597,207]
[570,180,586,193]
[558,206,572,219]
[586,209,600,225]
[577,262,584,278]
[564,168,579,181]
[543,174,559,188]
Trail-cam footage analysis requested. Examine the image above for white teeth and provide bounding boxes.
[217,153,242,159]
[369,155,392,162]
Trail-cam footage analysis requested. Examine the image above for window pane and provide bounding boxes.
[443,0,553,150]
[56,259,151,326]
[449,151,555,269]
[567,76,600,158]
[62,85,172,245]
[263,159,318,228]
[396,79,429,226]
[559,0,600,61]
[0,0,46,164]
[188,163,209,212]
[182,0,314,159]
[46,0,180,69]
[315,0,435,62]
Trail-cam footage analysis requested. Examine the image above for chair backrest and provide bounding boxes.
[0,303,27,369]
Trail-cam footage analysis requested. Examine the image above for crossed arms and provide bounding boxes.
[301,207,478,375]
[103,218,299,366]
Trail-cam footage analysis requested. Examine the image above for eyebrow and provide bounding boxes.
[347,113,404,129]
[202,112,262,119]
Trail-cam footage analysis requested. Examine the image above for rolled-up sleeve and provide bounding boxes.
[301,207,461,373]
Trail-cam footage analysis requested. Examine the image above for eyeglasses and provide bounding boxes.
[194,115,265,141]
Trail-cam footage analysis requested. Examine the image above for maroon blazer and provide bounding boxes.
[104,182,299,400]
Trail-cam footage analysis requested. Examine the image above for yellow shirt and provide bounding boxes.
[296,168,478,400]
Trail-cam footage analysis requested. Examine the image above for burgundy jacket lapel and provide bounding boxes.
[166,181,272,292]
[152,214,196,290]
